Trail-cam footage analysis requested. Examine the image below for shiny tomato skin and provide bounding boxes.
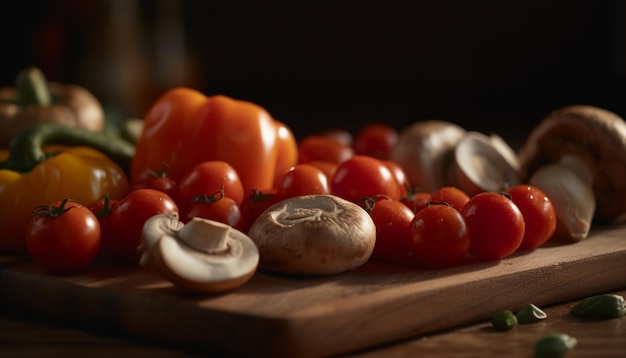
[430,186,470,212]
[506,184,557,250]
[275,164,330,201]
[176,161,245,211]
[106,189,179,262]
[409,203,469,268]
[305,160,338,182]
[352,122,399,160]
[365,198,415,260]
[461,192,525,261]
[26,200,101,273]
[330,155,402,203]
[182,196,243,229]
[382,160,411,198]
[297,135,354,165]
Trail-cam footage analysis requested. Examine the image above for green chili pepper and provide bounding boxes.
[516,303,547,324]
[534,332,577,358]
[0,122,135,174]
[571,294,625,319]
[491,309,518,331]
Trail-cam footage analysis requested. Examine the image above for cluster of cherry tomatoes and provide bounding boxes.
[24,121,558,274]
[132,122,558,269]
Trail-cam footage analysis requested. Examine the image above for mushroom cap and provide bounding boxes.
[391,120,466,192]
[518,105,626,221]
[248,194,376,276]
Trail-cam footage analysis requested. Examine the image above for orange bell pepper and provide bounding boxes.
[131,88,298,194]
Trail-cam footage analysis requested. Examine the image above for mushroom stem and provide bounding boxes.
[529,156,596,241]
[177,218,231,253]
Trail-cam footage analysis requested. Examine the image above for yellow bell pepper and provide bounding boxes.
[0,123,133,252]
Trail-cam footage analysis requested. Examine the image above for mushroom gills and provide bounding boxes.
[454,131,520,196]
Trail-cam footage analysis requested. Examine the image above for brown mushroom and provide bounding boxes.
[247,194,376,276]
[391,120,466,192]
[139,213,259,294]
[519,105,626,222]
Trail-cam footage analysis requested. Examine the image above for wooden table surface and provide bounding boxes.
[1,287,624,357]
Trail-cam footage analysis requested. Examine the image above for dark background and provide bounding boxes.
[2,0,626,146]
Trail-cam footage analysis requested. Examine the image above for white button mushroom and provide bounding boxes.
[391,120,466,193]
[247,194,376,276]
[139,213,259,293]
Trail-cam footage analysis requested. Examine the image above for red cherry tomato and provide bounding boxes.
[506,184,557,250]
[182,193,243,229]
[305,160,338,182]
[131,165,178,199]
[102,189,179,262]
[352,122,399,160]
[330,155,402,202]
[26,199,101,273]
[430,186,470,212]
[134,176,177,199]
[382,160,411,198]
[275,164,330,201]
[461,192,525,261]
[362,197,414,260]
[409,203,469,268]
[176,161,245,212]
[239,189,279,234]
[401,190,432,214]
[87,195,118,256]
[297,135,354,165]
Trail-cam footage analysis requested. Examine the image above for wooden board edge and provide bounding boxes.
[274,250,626,357]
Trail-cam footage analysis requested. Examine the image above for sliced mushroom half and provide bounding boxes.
[453,131,520,196]
[248,194,376,276]
[140,213,259,294]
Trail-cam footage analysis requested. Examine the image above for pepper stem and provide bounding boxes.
[16,67,52,107]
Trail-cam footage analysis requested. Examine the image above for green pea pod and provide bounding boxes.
[534,332,577,358]
[0,122,135,175]
[571,294,625,319]
[491,310,518,331]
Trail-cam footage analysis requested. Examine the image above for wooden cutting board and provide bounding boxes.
[1,224,626,357]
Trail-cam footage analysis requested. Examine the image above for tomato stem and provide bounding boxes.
[359,194,392,212]
[32,199,75,217]
[93,194,115,218]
